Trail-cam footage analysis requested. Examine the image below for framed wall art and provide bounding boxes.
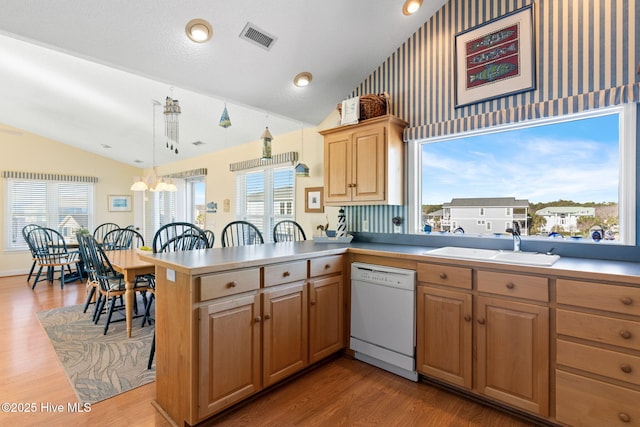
[107,194,132,212]
[305,187,324,213]
[454,5,535,108]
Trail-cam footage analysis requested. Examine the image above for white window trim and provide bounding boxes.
[408,104,637,245]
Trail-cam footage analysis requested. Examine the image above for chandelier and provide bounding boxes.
[130,101,177,192]
[164,95,181,154]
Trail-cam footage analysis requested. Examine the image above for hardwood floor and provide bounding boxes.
[1,274,536,427]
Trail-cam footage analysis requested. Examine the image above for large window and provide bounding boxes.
[236,166,295,242]
[410,105,636,245]
[5,179,94,250]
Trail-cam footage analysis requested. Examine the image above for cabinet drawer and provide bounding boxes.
[557,340,640,386]
[263,260,307,287]
[310,255,343,277]
[557,279,640,316]
[417,263,472,290]
[199,268,260,302]
[557,309,640,351]
[477,270,548,302]
[556,370,640,427]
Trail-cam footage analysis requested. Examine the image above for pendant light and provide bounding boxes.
[295,125,310,177]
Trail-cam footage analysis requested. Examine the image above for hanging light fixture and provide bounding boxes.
[261,127,273,160]
[219,103,231,128]
[164,91,181,154]
[295,125,310,177]
[130,101,177,192]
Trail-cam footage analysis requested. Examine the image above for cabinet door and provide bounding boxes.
[324,132,352,203]
[352,126,385,202]
[309,275,344,364]
[198,293,261,419]
[416,285,472,388]
[476,296,549,416]
[263,282,309,387]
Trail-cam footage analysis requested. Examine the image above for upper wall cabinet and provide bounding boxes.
[320,115,407,206]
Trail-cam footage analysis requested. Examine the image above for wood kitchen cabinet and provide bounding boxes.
[320,114,407,206]
[416,264,549,417]
[476,271,549,416]
[416,263,473,388]
[262,282,308,387]
[308,255,345,364]
[555,278,640,427]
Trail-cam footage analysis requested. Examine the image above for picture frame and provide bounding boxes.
[305,187,324,213]
[107,194,132,212]
[454,5,535,108]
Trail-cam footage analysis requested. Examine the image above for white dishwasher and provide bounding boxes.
[350,262,418,381]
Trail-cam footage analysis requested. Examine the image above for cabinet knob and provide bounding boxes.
[620,330,633,340]
[621,364,633,374]
[310,300,316,306]
[505,282,515,289]
[477,318,486,325]
[227,281,236,288]
[618,412,631,423]
[464,314,471,322]
[264,313,271,320]
[439,272,448,280]
[325,264,331,269]
[282,271,290,277]
[621,296,633,306]
[254,316,262,323]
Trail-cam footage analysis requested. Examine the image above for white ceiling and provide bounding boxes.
[0,0,446,168]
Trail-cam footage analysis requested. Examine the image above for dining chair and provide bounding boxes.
[221,221,264,247]
[22,224,43,282]
[103,228,145,250]
[83,234,150,335]
[77,232,101,318]
[273,220,307,242]
[92,222,120,244]
[203,229,215,248]
[152,222,208,253]
[26,227,82,289]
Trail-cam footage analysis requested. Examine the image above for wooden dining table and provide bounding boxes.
[105,249,155,338]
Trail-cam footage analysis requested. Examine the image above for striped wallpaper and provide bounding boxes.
[344,0,640,234]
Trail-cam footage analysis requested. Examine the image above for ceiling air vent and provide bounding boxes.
[239,22,277,51]
[192,140,205,146]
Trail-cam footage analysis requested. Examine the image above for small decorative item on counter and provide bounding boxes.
[337,208,346,237]
[423,223,432,233]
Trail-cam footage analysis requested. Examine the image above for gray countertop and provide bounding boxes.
[139,240,640,285]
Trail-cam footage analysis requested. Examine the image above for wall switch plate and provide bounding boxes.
[362,219,369,232]
[166,268,176,282]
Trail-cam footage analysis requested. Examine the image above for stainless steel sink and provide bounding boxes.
[424,246,560,266]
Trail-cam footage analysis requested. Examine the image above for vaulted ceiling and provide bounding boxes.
[0,0,446,167]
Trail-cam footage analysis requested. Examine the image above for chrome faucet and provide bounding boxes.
[506,221,521,252]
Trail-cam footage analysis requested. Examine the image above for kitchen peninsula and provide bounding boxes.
[141,241,640,427]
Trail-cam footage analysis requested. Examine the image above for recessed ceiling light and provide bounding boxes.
[402,0,423,16]
[186,19,213,43]
[293,72,313,87]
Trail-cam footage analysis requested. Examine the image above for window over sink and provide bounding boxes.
[409,104,637,246]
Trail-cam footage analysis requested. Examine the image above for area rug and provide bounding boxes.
[36,303,155,404]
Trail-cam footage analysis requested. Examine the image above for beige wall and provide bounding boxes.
[1,111,342,275]
[1,126,142,276]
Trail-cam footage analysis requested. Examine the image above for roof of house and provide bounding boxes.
[535,206,596,216]
[443,197,529,208]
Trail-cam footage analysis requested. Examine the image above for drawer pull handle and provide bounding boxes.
[264,314,271,320]
[505,282,515,289]
[464,314,471,322]
[439,272,448,279]
[325,264,331,269]
[619,412,631,423]
[477,318,486,325]
[620,330,633,340]
[283,271,290,277]
[254,316,261,323]
[621,364,633,374]
[227,281,237,288]
[621,296,633,306]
